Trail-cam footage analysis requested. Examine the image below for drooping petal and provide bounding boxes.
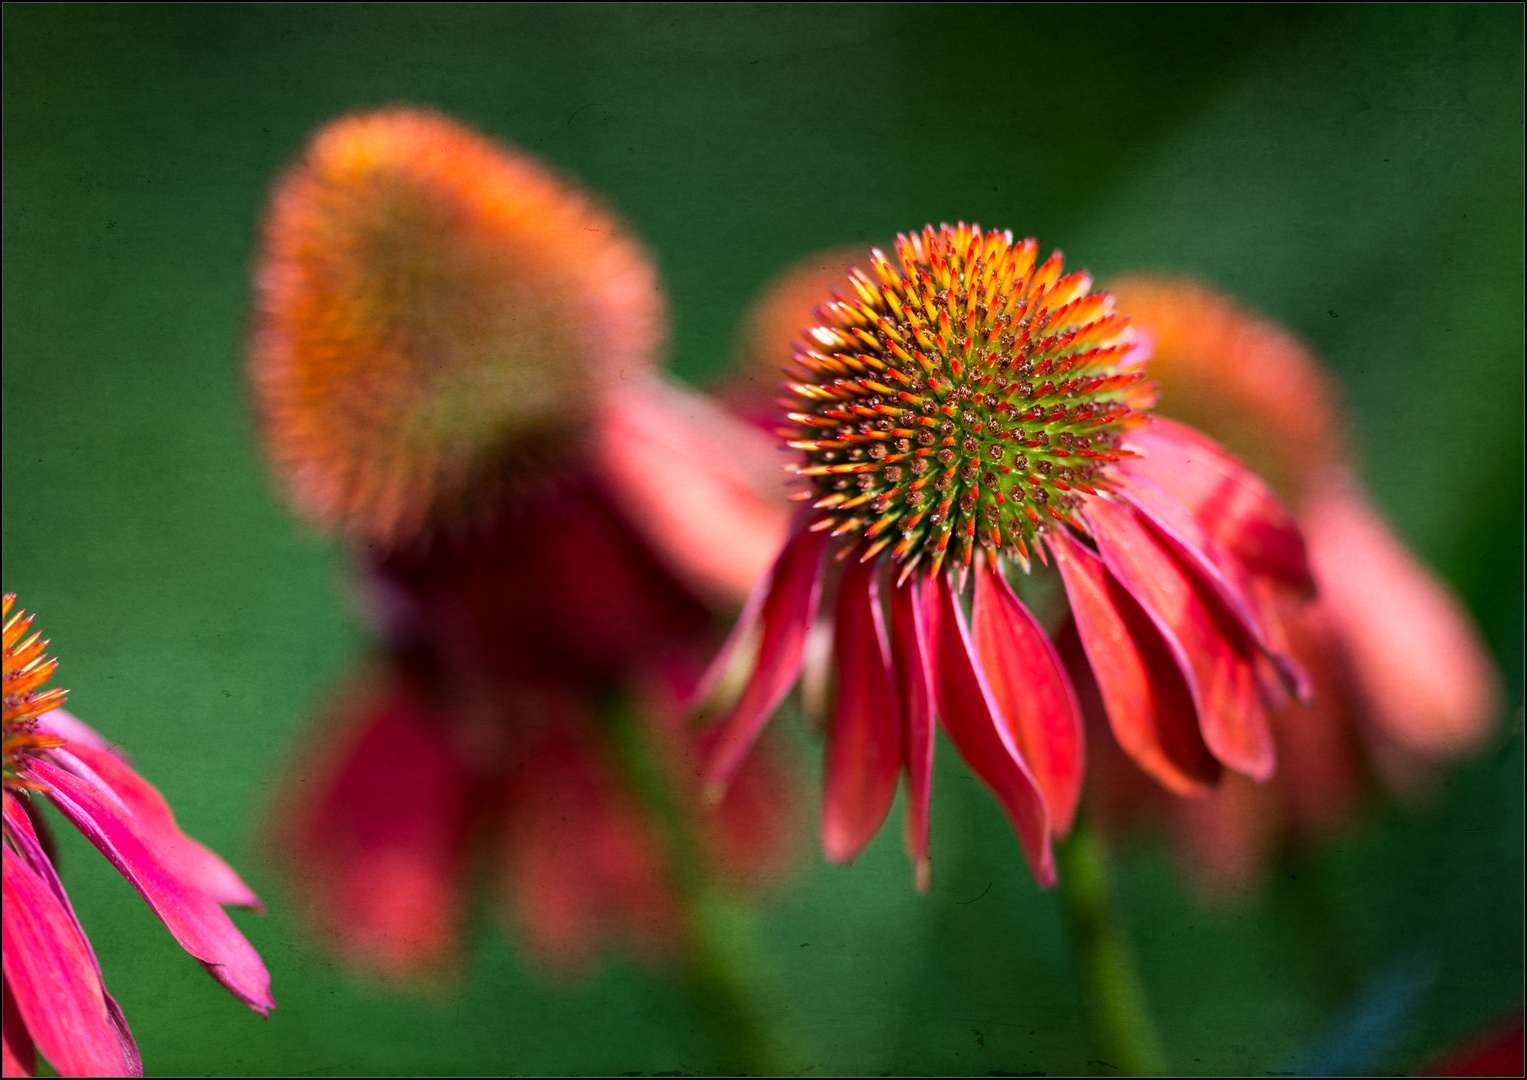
[1123,418,1313,594]
[702,525,830,796]
[888,574,935,891]
[2,971,37,1078]
[972,559,1085,836]
[1049,527,1221,795]
[37,710,261,910]
[1084,498,1275,781]
[2,846,142,1078]
[821,554,902,864]
[31,760,276,1015]
[594,375,792,606]
[1114,475,1311,702]
[1303,478,1502,758]
[925,573,1056,887]
[275,676,481,982]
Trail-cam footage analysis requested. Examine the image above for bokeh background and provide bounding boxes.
[3,5,1521,1075]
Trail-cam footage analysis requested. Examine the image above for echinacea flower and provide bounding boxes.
[700,223,1314,890]
[2,596,273,1078]
[251,108,797,978]
[1082,277,1502,896]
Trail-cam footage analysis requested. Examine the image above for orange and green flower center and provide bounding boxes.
[3,595,67,787]
[785,224,1152,573]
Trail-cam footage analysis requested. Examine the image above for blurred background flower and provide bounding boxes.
[2,6,1519,1075]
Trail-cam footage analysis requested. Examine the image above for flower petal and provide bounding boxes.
[821,554,902,864]
[1114,475,1311,702]
[37,710,262,910]
[702,525,830,796]
[925,573,1056,887]
[31,760,276,1015]
[1049,527,1221,795]
[888,574,935,891]
[1084,498,1276,781]
[2,846,141,1078]
[1124,417,1313,594]
[595,375,792,605]
[3,971,37,1079]
[972,559,1085,837]
[1303,478,1502,758]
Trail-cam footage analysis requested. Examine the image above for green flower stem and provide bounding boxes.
[1058,818,1168,1077]
[603,697,788,1076]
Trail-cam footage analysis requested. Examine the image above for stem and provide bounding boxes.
[1058,817,1168,1077]
[603,697,787,1076]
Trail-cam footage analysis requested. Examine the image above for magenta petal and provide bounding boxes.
[889,574,935,891]
[1114,477,1312,702]
[38,711,261,910]
[822,554,902,864]
[703,526,830,795]
[1123,418,1313,593]
[3,971,37,1078]
[972,559,1085,837]
[2,846,142,1078]
[31,760,276,1015]
[1049,528,1221,794]
[925,573,1056,887]
[1084,498,1276,781]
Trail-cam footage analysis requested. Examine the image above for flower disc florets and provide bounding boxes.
[3,594,67,786]
[785,223,1153,573]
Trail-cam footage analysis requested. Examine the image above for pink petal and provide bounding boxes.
[888,574,935,891]
[37,710,261,910]
[2,846,142,1078]
[1084,498,1276,781]
[1114,476,1312,702]
[1049,527,1221,795]
[702,526,830,796]
[1123,418,1313,593]
[3,972,37,1078]
[821,554,902,864]
[925,573,1056,887]
[595,375,792,605]
[1303,478,1502,758]
[31,760,276,1015]
[972,559,1086,837]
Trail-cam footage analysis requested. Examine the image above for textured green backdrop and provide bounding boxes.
[3,5,1521,1075]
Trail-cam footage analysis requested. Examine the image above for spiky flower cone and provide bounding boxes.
[250,107,665,546]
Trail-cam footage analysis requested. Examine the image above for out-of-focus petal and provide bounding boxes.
[925,573,1056,887]
[2,846,142,1078]
[1163,770,1282,901]
[1125,418,1313,594]
[1049,527,1221,795]
[1303,477,1502,758]
[972,559,1085,837]
[277,677,480,982]
[31,760,276,1015]
[1085,498,1276,781]
[822,554,902,864]
[703,526,829,796]
[2,972,37,1078]
[37,710,261,910]
[595,375,791,606]
[498,717,678,973]
[889,575,935,891]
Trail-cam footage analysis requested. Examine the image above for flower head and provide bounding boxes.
[250,107,665,546]
[253,110,798,978]
[703,226,1315,890]
[2,596,273,1078]
[1086,277,1502,897]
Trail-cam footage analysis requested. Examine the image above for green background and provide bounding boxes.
[3,4,1521,1075]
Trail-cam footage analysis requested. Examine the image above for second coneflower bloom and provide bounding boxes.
[702,223,1315,889]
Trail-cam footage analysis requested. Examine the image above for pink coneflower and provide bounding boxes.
[251,108,797,978]
[700,223,1315,890]
[1085,277,1502,897]
[2,596,273,1078]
